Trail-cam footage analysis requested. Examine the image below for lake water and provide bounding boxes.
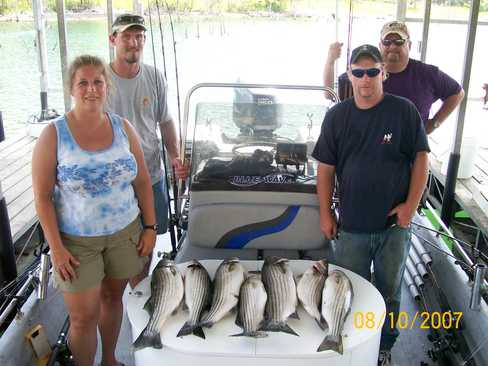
[0,14,487,137]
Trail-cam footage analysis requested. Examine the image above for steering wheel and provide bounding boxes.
[232,141,277,156]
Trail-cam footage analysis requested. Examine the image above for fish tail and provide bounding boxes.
[192,325,206,339]
[133,328,162,350]
[230,332,245,337]
[317,334,343,354]
[263,321,299,336]
[176,321,203,339]
[230,331,268,338]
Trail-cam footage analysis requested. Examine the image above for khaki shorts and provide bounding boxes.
[54,217,147,292]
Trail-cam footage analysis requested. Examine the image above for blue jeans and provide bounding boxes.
[152,179,169,234]
[332,226,411,351]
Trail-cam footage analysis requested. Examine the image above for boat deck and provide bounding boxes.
[0,132,37,243]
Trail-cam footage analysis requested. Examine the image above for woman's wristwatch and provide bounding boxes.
[143,224,159,231]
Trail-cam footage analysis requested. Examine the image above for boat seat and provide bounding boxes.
[175,190,327,263]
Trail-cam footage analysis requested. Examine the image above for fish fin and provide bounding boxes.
[200,320,214,329]
[235,309,243,328]
[316,316,329,331]
[262,321,299,336]
[171,308,179,316]
[143,298,153,314]
[289,310,300,320]
[317,334,343,354]
[133,328,162,350]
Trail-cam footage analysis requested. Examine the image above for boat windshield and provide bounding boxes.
[184,84,334,192]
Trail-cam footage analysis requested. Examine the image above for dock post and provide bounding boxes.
[0,112,18,285]
[0,111,4,142]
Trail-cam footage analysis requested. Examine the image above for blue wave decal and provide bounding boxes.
[215,206,300,249]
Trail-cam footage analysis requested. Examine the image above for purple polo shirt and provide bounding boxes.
[384,59,461,122]
[338,58,462,123]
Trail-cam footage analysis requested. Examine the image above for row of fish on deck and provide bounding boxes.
[134,257,354,354]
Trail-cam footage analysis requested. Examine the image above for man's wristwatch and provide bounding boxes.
[432,119,441,130]
[143,224,159,231]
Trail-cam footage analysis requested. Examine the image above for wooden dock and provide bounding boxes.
[0,132,38,243]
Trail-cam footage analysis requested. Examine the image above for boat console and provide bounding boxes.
[175,83,336,262]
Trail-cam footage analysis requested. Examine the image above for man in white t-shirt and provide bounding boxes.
[106,14,189,287]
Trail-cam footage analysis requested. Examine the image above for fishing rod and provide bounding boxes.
[155,0,168,80]
[345,0,354,71]
[411,221,488,264]
[147,2,177,256]
[156,0,185,240]
[407,232,475,365]
[163,0,184,241]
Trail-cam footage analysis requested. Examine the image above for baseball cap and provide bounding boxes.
[381,21,410,40]
[349,44,383,65]
[112,14,146,34]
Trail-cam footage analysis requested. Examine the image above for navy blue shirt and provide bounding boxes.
[312,93,430,233]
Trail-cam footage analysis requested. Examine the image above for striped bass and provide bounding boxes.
[200,257,246,327]
[177,260,212,339]
[133,258,184,350]
[318,270,353,354]
[297,259,328,330]
[232,273,268,338]
[261,256,299,336]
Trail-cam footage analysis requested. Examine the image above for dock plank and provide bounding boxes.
[0,134,29,153]
[0,133,38,242]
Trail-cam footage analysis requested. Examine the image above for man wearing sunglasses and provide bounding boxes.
[323,21,464,134]
[107,14,190,287]
[314,44,430,366]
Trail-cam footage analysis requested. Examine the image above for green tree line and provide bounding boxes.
[2,0,289,14]
[2,0,488,16]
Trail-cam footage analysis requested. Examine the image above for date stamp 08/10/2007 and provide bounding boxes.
[353,311,463,330]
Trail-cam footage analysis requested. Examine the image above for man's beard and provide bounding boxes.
[124,50,140,64]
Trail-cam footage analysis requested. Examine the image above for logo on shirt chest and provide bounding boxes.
[142,96,150,108]
[382,132,393,144]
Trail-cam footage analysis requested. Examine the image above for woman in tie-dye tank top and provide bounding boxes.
[32,55,156,366]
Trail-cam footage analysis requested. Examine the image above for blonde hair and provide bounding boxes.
[67,55,111,91]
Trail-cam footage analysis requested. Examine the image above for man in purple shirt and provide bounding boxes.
[323,21,464,134]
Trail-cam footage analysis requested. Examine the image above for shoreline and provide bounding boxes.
[0,9,325,23]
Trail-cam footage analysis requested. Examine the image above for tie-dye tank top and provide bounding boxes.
[53,113,140,236]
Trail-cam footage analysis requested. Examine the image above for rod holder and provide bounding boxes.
[37,253,50,300]
[470,263,487,311]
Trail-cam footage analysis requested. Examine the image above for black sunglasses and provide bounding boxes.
[381,38,407,46]
[351,68,381,78]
